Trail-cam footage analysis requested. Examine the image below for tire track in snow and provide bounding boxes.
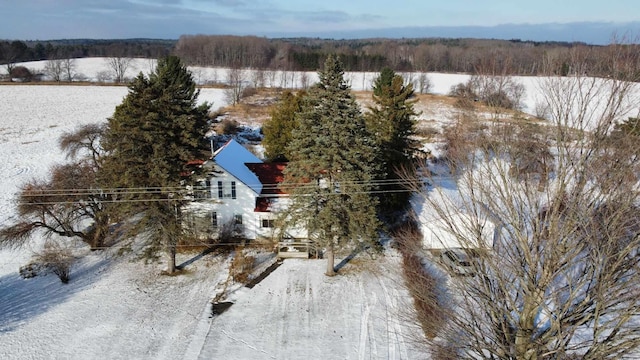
[358,277,371,359]
[220,329,277,359]
[378,275,409,360]
[274,267,292,358]
[358,276,381,360]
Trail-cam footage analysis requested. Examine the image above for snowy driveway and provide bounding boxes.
[191,257,426,360]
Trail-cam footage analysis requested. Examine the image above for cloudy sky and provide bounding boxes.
[2,0,639,43]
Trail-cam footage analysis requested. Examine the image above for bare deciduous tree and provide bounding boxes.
[62,58,76,82]
[409,40,640,359]
[225,66,246,106]
[44,59,64,82]
[418,73,432,94]
[0,124,112,250]
[105,56,132,83]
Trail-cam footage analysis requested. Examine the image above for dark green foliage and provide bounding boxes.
[367,70,420,213]
[284,55,381,275]
[100,55,210,272]
[372,67,396,96]
[262,90,306,161]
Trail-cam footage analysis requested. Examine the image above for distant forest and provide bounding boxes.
[1,36,636,77]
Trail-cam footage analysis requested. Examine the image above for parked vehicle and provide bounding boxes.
[440,249,475,276]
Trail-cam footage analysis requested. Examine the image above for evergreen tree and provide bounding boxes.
[372,67,396,97]
[367,69,420,214]
[285,55,380,276]
[262,90,306,161]
[100,55,210,273]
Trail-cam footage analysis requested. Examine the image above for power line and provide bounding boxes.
[16,178,421,197]
[14,179,424,205]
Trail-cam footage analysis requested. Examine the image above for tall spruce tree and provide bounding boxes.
[100,55,210,273]
[284,55,380,276]
[366,68,420,214]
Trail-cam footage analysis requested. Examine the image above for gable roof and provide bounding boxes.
[213,139,263,194]
[245,162,287,195]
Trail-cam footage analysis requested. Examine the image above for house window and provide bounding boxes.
[234,214,243,225]
[195,180,210,199]
[261,219,275,228]
[211,211,218,228]
[231,181,236,199]
[217,181,237,199]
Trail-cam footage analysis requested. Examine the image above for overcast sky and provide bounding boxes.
[2,0,639,43]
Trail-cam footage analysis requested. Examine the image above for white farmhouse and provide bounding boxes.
[183,139,305,242]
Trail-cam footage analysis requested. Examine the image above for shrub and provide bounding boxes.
[241,86,258,99]
[229,246,255,283]
[33,241,75,284]
[219,118,240,135]
[394,223,447,339]
[19,262,44,279]
[10,66,34,82]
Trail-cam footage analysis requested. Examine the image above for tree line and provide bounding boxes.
[174,35,636,77]
[4,35,638,78]
[0,39,174,65]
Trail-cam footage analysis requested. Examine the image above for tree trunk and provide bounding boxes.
[165,229,177,274]
[325,244,336,276]
[167,243,176,274]
[90,214,110,250]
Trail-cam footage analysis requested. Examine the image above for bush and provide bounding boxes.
[10,66,34,82]
[33,241,75,283]
[229,246,255,283]
[401,252,444,338]
[241,86,258,99]
[450,76,525,111]
[219,118,240,135]
[449,82,476,99]
[19,262,44,279]
[394,223,447,339]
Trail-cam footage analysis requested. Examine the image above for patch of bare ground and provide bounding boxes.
[215,88,282,126]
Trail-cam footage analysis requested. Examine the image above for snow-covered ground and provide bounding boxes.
[0,74,425,359]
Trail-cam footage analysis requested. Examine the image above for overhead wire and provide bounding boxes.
[15,178,425,206]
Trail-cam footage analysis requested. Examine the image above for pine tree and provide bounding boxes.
[367,69,420,214]
[285,55,380,276]
[262,90,306,161]
[100,55,210,273]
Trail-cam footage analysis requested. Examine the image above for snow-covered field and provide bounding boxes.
[6,57,546,113]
